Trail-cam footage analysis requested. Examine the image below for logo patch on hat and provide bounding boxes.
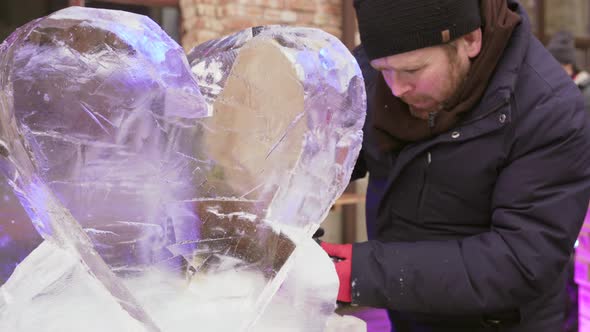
[441,29,451,43]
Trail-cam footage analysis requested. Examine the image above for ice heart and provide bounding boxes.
[0,6,365,331]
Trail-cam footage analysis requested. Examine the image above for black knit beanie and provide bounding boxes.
[546,30,577,66]
[354,0,483,60]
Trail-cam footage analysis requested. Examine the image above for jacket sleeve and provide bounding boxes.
[350,94,590,315]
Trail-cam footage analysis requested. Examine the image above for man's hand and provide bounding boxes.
[320,241,352,303]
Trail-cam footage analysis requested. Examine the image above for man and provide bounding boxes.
[547,30,590,114]
[320,0,590,331]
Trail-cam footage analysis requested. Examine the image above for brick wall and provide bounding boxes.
[179,0,344,51]
[545,0,589,36]
[519,0,590,39]
[519,0,537,35]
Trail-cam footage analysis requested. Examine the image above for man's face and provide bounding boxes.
[561,63,574,77]
[370,42,472,120]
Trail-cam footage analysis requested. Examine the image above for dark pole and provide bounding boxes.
[341,183,358,244]
[342,0,356,50]
[536,0,546,43]
[341,0,360,243]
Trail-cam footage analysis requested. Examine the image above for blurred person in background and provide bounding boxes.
[547,30,590,115]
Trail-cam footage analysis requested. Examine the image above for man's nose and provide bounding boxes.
[382,70,412,97]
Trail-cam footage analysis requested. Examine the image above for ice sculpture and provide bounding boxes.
[0,178,42,284]
[0,6,365,331]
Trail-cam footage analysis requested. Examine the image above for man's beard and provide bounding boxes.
[407,54,470,120]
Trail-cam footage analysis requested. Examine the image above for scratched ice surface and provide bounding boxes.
[187,26,366,329]
[0,6,365,332]
[187,25,366,233]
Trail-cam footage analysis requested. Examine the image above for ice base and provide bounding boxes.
[1,235,365,331]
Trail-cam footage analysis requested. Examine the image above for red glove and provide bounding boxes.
[320,241,352,303]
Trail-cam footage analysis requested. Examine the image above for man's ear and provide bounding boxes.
[462,28,483,59]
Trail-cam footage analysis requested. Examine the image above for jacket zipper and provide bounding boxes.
[401,100,508,222]
[417,151,432,222]
[428,112,437,130]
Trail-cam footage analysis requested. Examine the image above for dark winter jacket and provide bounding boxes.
[349,1,590,331]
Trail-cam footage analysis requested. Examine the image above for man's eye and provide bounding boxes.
[405,68,421,74]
